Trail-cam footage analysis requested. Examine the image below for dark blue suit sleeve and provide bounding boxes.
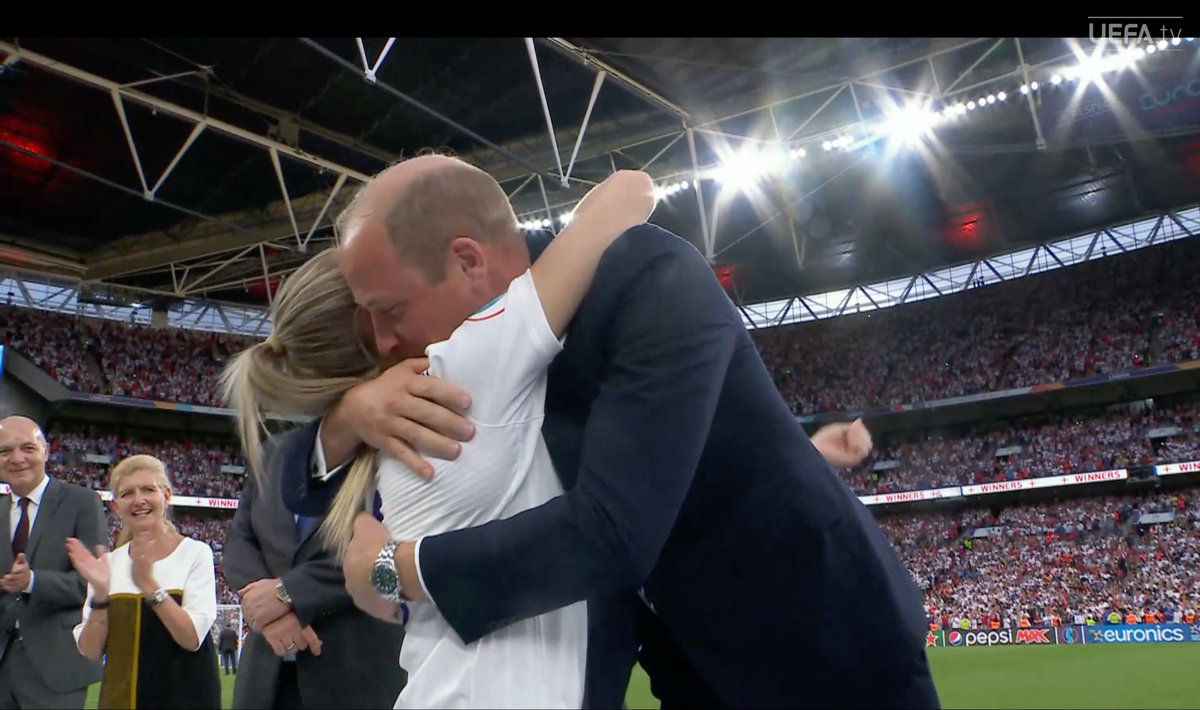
[420,233,741,643]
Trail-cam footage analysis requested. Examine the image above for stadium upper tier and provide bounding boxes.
[2,220,1197,416]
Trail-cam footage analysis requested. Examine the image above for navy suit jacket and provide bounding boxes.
[275,225,933,708]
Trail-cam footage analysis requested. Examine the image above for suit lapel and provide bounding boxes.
[258,474,304,563]
[25,478,64,563]
[0,495,11,573]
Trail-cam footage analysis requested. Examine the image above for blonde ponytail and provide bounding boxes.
[219,248,382,553]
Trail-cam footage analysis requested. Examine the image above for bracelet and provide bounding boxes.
[89,598,111,610]
[397,601,410,626]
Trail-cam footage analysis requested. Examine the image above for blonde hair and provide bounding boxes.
[219,248,381,557]
[109,454,178,547]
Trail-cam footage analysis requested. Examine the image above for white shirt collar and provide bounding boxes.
[12,474,50,508]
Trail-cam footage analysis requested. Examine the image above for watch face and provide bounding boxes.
[371,562,399,595]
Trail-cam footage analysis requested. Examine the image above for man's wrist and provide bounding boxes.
[394,541,425,602]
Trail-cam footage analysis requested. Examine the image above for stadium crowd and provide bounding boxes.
[31,397,1200,502]
[846,400,1200,495]
[882,490,1200,630]
[1,236,1197,418]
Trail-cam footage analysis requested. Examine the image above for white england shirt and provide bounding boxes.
[377,269,586,709]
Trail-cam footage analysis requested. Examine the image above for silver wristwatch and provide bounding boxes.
[371,540,403,603]
[148,588,169,607]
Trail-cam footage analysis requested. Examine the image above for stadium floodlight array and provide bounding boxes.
[517,39,1196,227]
[518,180,694,231]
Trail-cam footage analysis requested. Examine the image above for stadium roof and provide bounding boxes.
[1,36,1198,316]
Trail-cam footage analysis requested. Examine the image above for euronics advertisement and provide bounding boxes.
[926,624,1200,648]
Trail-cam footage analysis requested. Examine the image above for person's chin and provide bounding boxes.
[126,517,162,533]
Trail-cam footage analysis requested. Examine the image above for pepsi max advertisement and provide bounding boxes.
[927,624,1200,647]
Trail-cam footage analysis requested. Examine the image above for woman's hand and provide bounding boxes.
[129,530,162,595]
[66,537,110,599]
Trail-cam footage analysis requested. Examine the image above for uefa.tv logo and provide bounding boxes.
[1088,16,1187,46]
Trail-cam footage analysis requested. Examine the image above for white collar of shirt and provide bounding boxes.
[11,474,50,514]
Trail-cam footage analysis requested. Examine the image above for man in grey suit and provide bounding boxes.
[0,416,106,709]
[223,441,405,709]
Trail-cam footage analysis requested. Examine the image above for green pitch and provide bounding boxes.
[85,644,1199,709]
[624,644,1200,709]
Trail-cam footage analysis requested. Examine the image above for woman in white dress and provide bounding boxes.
[67,454,221,709]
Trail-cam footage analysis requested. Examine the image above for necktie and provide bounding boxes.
[11,498,30,556]
[295,514,319,543]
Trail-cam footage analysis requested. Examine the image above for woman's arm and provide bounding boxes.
[529,170,655,337]
[148,594,204,651]
[136,541,217,652]
[73,583,109,661]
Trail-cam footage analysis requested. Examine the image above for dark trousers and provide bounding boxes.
[272,661,304,710]
[221,649,238,674]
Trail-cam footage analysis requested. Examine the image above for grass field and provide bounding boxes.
[624,644,1200,709]
[86,644,1200,709]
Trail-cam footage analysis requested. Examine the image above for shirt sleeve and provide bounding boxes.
[181,541,219,651]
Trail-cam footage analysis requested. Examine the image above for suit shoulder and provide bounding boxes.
[595,224,711,289]
[55,478,101,503]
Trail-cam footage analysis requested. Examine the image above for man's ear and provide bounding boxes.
[448,237,487,281]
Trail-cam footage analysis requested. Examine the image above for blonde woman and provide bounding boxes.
[222,168,656,708]
[67,454,220,709]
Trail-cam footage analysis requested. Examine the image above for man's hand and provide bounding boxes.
[239,578,290,631]
[259,611,322,657]
[811,418,874,469]
[0,554,31,593]
[327,358,475,479]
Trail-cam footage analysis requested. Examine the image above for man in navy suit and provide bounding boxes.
[273,155,939,709]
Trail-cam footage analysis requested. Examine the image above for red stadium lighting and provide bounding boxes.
[942,204,992,251]
[713,265,738,292]
[0,121,56,181]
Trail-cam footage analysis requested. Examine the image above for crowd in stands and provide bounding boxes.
[44,426,246,499]
[35,399,1198,502]
[0,302,254,407]
[6,230,1200,626]
[844,400,1200,496]
[2,235,1198,417]
[881,490,1200,630]
[755,236,1200,414]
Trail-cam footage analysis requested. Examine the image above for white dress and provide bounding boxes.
[376,269,587,709]
[73,536,219,709]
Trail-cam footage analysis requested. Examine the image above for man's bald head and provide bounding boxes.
[0,416,45,444]
[0,415,48,496]
[338,154,522,281]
